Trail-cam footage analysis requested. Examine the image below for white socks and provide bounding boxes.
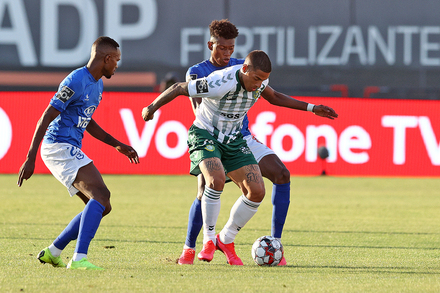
[201,186,222,244]
[220,195,261,244]
[72,253,87,262]
[48,243,62,257]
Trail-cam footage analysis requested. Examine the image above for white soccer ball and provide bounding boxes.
[251,236,284,266]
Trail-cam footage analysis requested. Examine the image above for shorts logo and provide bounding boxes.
[70,147,85,160]
[205,145,215,152]
[240,146,252,155]
[196,79,209,94]
[56,86,75,103]
[190,74,198,80]
[84,105,97,117]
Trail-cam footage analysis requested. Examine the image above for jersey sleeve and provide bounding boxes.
[187,71,225,99]
[185,66,200,82]
[49,74,83,112]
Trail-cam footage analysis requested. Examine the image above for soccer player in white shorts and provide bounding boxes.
[18,37,139,270]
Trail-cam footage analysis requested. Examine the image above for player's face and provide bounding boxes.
[209,37,235,67]
[103,48,121,79]
[240,64,270,92]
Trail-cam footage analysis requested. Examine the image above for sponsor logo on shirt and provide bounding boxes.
[56,86,75,103]
[84,105,97,117]
[196,79,209,94]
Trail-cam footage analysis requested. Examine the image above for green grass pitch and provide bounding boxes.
[1,174,440,292]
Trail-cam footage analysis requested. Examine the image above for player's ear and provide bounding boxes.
[104,54,111,64]
[242,64,249,73]
[207,41,214,51]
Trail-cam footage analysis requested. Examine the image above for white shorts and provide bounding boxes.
[244,135,275,163]
[41,142,93,197]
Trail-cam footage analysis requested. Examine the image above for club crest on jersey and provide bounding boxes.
[56,86,75,103]
[205,145,215,152]
[253,84,266,99]
[196,79,209,94]
[84,105,97,117]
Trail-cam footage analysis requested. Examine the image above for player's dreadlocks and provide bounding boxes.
[209,19,239,40]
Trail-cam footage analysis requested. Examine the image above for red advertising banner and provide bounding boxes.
[1,92,439,176]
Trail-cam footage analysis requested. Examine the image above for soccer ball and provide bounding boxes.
[251,236,284,266]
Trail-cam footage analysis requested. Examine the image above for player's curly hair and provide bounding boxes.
[209,19,239,40]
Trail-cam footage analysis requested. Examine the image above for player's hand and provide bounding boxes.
[17,159,35,187]
[116,144,140,164]
[142,105,155,121]
[313,105,338,120]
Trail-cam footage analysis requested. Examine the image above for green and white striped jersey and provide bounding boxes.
[188,64,269,144]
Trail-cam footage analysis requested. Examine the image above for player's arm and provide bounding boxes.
[142,82,189,121]
[86,119,139,164]
[18,105,61,186]
[261,85,338,120]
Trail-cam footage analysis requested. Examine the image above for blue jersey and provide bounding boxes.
[185,58,251,136]
[43,66,103,149]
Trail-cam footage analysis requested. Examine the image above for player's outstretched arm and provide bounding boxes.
[86,119,139,164]
[18,105,61,186]
[142,82,189,121]
[261,86,338,120]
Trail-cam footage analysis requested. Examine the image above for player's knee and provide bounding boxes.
[93,186,111,206]
[248,184,265,202]
[271,167,290,185]
[103,203,112,217]
[204,175,225,191]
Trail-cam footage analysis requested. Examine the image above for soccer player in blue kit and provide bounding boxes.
[17,36,140,270]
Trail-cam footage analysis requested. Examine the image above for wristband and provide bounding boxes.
[307,103,315,112]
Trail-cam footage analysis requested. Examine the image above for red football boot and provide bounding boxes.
[197,240,216,262]
[215,234,243,266]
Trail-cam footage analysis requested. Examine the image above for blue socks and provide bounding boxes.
[185,198,203,248]
[53,212,82,250]
[271,183,290,239]
[75,199,105,254]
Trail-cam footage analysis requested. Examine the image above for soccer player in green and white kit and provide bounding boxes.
[142,50,338,265]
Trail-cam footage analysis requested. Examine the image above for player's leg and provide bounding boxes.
[41,193,87,267]
[245,136,291,240]
[178,174,205,265]
[258,154,290,266]
[198,157,225,262]
[66,162,110,270]
[38,143,92,268]
[259,154,290,237]
[217,164,265,265]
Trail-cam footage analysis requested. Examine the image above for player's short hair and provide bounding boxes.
[246,50,272,73]
[93,36,119,51]
[209,19,239,40]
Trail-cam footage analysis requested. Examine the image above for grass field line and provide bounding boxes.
[4,222,440,235]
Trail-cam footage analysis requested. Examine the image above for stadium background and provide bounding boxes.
[1,0,439,176]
